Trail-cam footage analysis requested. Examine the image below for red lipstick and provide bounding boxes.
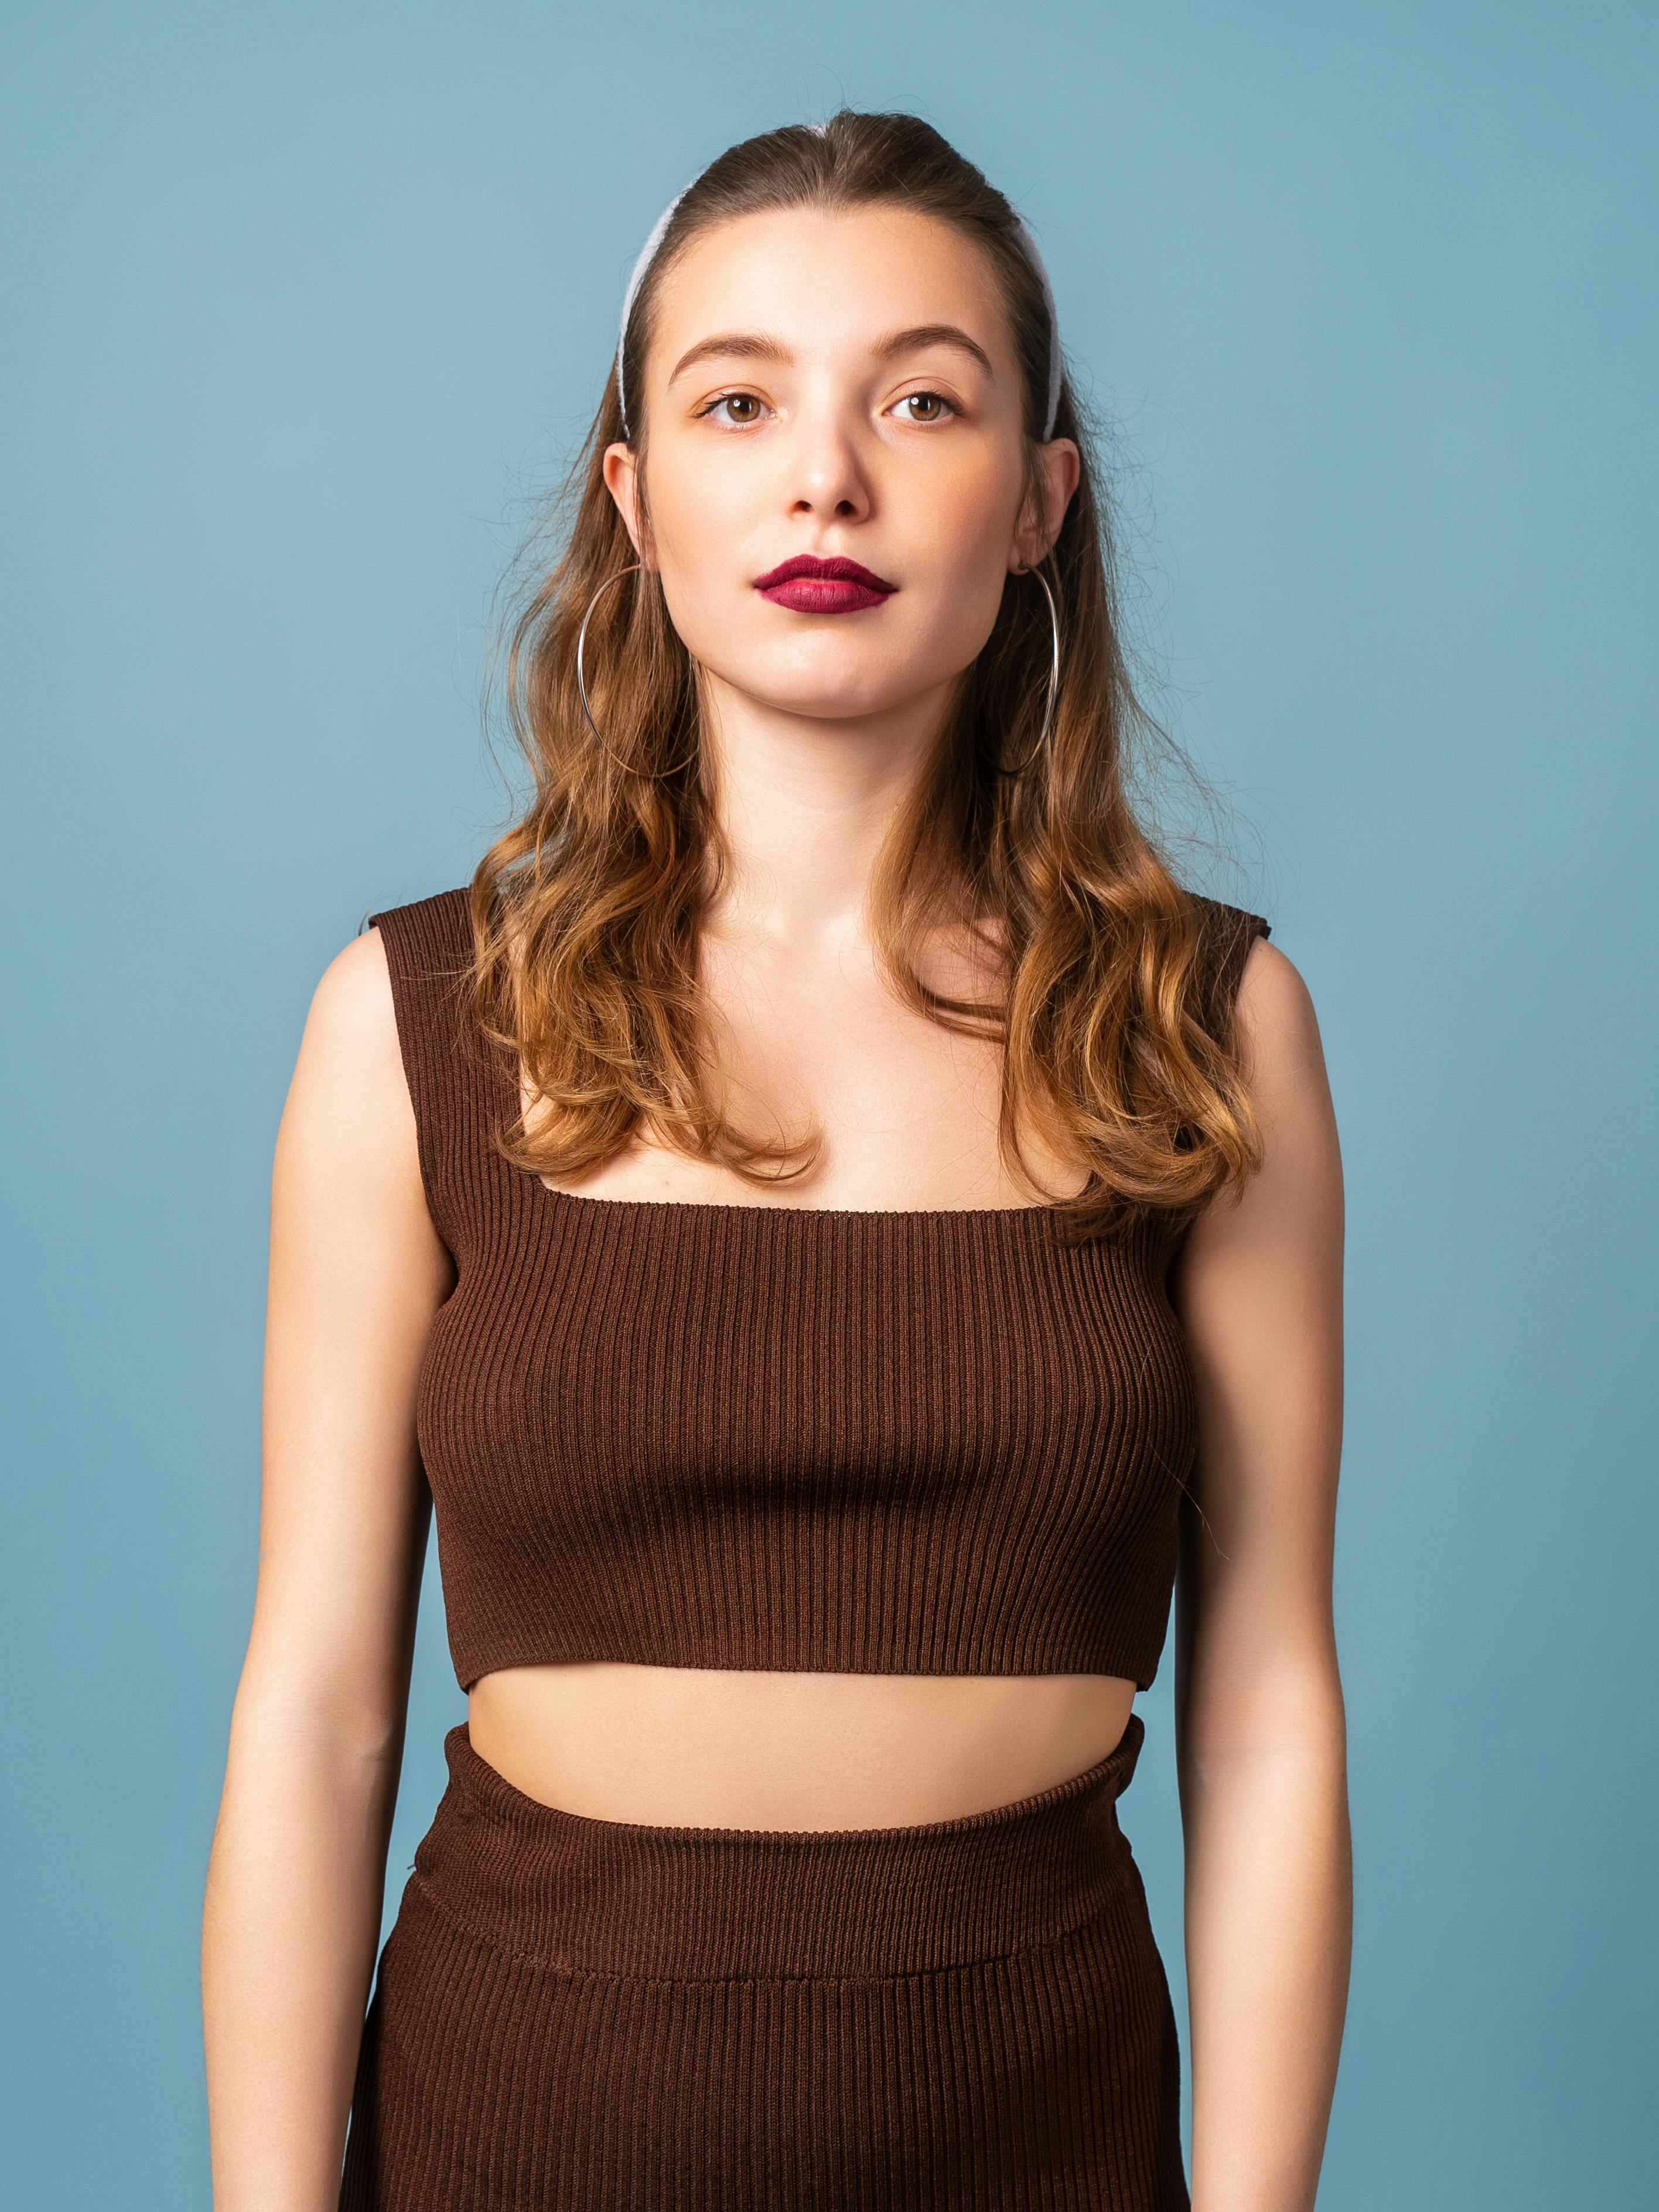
[753,553,898,614]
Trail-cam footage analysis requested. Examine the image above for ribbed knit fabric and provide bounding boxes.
[338,1710,1191,2210]
[368,886,1272,1698]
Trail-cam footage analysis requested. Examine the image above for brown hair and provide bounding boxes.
[465,106,1267,1244]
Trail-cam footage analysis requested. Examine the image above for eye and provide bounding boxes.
[890,390,958,425]
[696,390,769,426]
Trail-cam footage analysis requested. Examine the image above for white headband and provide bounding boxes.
[613,163,1063,443]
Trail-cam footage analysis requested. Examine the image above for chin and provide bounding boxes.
[697,648,906,720]
[773,667,931,718]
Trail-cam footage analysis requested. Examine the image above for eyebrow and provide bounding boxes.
[665,322,996,388]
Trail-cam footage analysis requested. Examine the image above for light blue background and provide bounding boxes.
[3,4,1653,2205]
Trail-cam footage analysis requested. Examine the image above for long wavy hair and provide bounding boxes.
[465,106,1267,1245]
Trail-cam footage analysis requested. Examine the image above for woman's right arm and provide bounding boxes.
[201,925,453,2211]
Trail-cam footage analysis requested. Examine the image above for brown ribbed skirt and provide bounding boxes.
[337,1710,1189,2209]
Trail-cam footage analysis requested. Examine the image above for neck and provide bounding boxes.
[694,665,955,949]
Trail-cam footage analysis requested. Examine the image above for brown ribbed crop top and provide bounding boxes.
[371,887,1271,1695]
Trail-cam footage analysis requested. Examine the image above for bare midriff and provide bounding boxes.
[465,1666,1139,1831]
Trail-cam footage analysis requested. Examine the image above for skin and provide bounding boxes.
[202,202,1349,2210]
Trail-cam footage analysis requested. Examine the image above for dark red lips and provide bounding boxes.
[754,553,898,615]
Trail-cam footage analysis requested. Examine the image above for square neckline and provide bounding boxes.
[530,1178,1069,1228]
[497,1012,1080,1230]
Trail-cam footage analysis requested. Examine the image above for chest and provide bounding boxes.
[522,930,1089,1213]
[419,1190,1194,1555]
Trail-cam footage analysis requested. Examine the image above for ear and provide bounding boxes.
[1009,436,1081,572]
[602,443,658,570]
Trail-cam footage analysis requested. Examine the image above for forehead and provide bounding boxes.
[646,203,1013,372]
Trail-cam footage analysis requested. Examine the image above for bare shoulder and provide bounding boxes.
[279,926,418,1192]
[300,925,399,1069]
[1235,932,1323,1067]
[1186,931,1343,1271]
[1234,937,1337,1143]
[291,926,403,1090]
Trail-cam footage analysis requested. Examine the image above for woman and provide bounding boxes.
[202,108,1350,2210]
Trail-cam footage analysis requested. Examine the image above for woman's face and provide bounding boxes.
[605,203,1078,729]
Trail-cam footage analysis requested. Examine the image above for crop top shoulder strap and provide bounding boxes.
[1194,892,1272,1037]
[368,887,510,1263]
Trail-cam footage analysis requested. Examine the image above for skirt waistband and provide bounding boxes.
[407,1711,1149,1981]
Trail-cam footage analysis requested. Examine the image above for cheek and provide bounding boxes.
[640,455,746,643]
[902,446,1019,589]
[907,466,1020,654]
[927,457,1018,562]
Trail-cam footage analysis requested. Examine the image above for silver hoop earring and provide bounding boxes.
[575,559,698,778]
[998,562,1061,778]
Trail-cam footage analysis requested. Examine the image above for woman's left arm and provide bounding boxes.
[1169,934,1351,2212]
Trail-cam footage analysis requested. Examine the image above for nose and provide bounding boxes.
[784,399,873,524]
